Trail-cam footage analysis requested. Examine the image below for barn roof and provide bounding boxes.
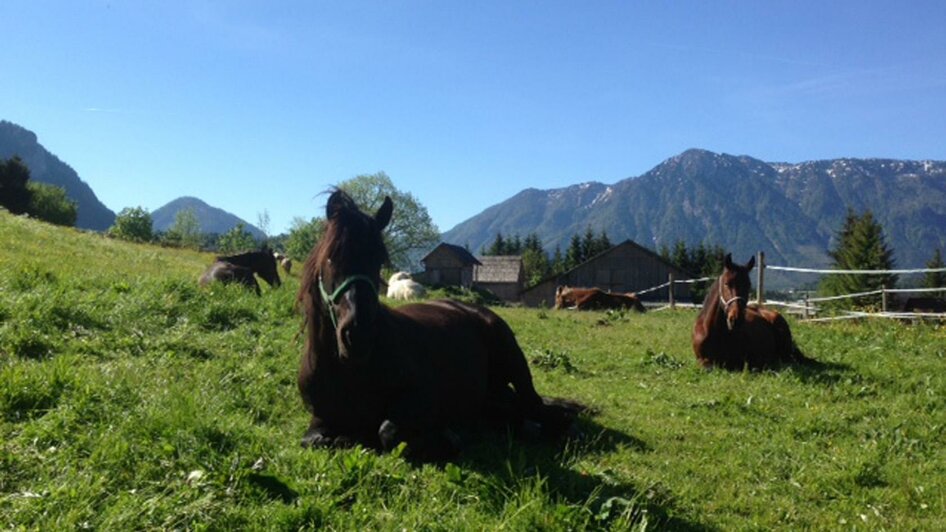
[474,256,523,283]
[421,243,481,266]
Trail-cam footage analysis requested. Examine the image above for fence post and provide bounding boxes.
[756,251,765,306]
[803,292,810,320]
[882,284,888,313]
[669,273,675,309]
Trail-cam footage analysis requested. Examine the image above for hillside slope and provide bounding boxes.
[0,208,210,282]
[0,120,116,230]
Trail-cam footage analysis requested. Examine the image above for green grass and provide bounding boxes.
[2,210,945,530]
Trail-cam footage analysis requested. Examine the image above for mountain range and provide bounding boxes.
[0,120,116,230]
[1,120,263,239]
[151,196,265,239]
[5,118,944,269]
[442,149,946,270]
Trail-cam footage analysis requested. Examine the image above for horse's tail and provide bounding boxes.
[790,343,817,366]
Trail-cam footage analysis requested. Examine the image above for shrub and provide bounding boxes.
[27,182,77,227]
[108,207,154,243]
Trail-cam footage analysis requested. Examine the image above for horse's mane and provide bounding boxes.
[697,276,722,324]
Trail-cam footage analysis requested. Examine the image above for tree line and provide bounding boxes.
[103,173,441,269]
[479,228,613,287]
[108,206,261,254]
[0,156,77,226]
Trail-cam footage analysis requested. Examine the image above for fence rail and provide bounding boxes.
[628,251,946,321]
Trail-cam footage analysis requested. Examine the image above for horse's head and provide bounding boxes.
[718,253,754,331]
[256,245,282,288]
[307,189,392,363]
[554,286,570,309]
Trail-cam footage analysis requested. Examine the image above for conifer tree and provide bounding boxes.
[925,248,945,296]
[581,227,596,260]
[819,209,897,307]
[0,156,32,214]
[483,233,506,256]
[565,234,583,270]
[551,245,565,274]
[597,230,612,254]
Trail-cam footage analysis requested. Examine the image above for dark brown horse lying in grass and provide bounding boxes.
[692,254,809,370]
[297,190,580,460]
[554,286,646,313]
[199,247,281,295]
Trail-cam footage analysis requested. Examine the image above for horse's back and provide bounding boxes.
[200,261,260,294]
[391,299,504,333]
[388,299,533,383]
[199,262,227,286]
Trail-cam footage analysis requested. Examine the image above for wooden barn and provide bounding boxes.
[521,240,694,307]
[473,256,525,302]
[417,243,480,288]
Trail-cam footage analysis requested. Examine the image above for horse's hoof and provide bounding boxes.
[301,430,343,448]
[378,419,401,451]
[301,432,329,448]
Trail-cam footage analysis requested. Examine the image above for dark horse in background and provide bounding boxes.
[199,247,281,295]
[692,254,809,370]
[297,190,580,460]
[554,286,647,312]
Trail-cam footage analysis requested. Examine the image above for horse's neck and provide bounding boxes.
[699,278,725,327]
[222,252,258,269]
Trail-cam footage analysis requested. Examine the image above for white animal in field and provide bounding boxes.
[274,252,292,274]
[386,272,427,300]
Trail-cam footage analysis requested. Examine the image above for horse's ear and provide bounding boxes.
[724,253,733,270]
[375,196,393,230]
[326,190,346,219]
[746,255,755,271]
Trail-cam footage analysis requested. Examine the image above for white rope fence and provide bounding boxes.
[764,259,946,322]
[767,265,946,275]
[627,255,946,321]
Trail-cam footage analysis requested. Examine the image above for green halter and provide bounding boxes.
[318,274,378,330]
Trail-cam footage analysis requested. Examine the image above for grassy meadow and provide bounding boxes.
[2,210,945,530]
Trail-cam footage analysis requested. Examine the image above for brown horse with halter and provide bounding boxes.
[199,247,281,296]
[554,286,646,312]
[297,190,580,460]
[692,254,808,370]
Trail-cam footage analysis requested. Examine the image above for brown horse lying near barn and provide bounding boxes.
[554,286,646,312]
[692,254,810,370]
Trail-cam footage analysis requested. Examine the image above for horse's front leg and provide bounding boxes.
[300,416,354,449]
[377,394,460,461]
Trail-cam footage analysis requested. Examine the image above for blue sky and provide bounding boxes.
[3,1,945,234]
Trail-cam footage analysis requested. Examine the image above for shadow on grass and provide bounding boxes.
[789,358,855,387]
[452,414,716,531]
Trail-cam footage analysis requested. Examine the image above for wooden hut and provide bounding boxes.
[474,256,525,302]
[417,243,480,288]
[521,240,693,307]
